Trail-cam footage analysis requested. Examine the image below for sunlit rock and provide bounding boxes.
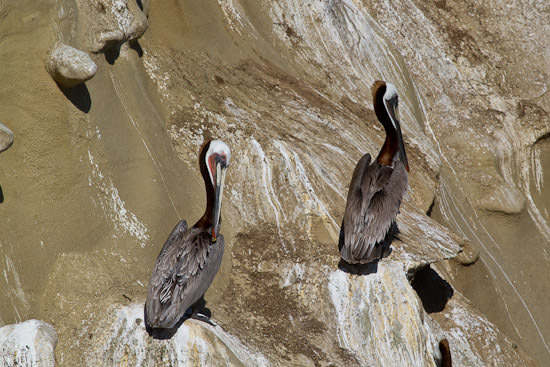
[329,263,439,366]
[45,43,97,87]
[0,320,57,367]
[85,304,268,367]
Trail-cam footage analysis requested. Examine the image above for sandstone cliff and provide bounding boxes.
[0,0,548,366]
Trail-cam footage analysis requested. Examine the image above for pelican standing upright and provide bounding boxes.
[145,140,230,330]
[339,81,409,265]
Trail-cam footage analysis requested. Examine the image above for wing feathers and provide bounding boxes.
[341,160,408,264]
[145,222,223,329]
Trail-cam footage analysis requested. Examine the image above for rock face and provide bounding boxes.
[46,43,97,87]
[0,320,57,367]
[0,0,547,366]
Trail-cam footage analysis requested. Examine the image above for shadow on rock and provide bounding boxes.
[61,84,92,113]
[338,259,380,275]
[410,265,454,313]
[104,41,122,65]
[144,295,213,340]
[337,248,392,275]
[129,40,144,57]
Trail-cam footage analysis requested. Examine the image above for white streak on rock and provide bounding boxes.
[251,138,286,227]
[87,151,149,247]
[328,264,436,367]
[2,255,29,321]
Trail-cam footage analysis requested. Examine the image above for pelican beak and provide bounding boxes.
[211,157,228,243]
[385,98,409,172]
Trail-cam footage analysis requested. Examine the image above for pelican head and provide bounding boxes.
[205,140,231,242]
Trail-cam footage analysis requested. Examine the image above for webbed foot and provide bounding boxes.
[191,311,217,326]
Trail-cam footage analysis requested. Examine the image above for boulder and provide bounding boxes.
[0,123,13,153]
[46,43,97,87]
[0,320,57,367]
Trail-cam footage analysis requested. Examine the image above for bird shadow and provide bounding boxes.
[338,259,380,275]
[145,295,213,340]
[0,185,3,203]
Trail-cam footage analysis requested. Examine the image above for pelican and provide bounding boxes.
[339,81,409,265]
[145,139,230,330]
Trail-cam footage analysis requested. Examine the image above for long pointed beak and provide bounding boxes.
[386,99,409,172]
[395,121,409,172]
[211,162,227,242]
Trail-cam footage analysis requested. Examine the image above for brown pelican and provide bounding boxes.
[339,81,409,265]
[145,139,230,330]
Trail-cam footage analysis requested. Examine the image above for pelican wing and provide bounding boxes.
[340,154,372,261]
[341,160,408,263]
[145,221,223,329]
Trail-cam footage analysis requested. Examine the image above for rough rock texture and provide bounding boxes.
[0,123,14,153]
[0,0,547,366]
[0,320,57,367]
[74,0,148,54]
[85,304,269,366]
[46,43,97,87]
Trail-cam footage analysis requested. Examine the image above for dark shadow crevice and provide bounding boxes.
[103,41,123,65]
[410,265,453,313]
[129,39,144,57]
[426,196,436,217]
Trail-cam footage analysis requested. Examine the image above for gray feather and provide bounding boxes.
[341,158,408,264]
[145,220,224,329]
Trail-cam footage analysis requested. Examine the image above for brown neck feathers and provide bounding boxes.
[195,141,215,228]
[372,81,398,166]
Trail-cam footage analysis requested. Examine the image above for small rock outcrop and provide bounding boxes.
[45,43,97,87]
[0,320,57,367]
[74,0,148,54]
[0,123,14,153]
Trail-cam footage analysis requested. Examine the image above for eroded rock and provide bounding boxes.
[0,123,14,153]
[46,43,97,87]
[74,0,148,54]
[0,320,57,367]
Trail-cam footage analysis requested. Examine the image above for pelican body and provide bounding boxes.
[145,140,230,330]
[339,81,409,264]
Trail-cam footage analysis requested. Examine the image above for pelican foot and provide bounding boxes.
[191,312,217,326]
